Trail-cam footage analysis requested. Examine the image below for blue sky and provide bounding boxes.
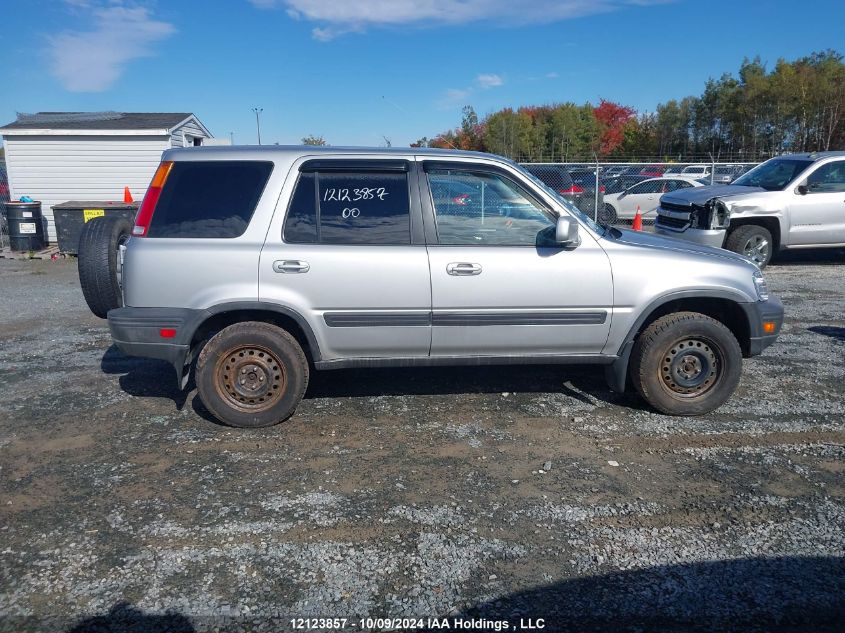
[1,0,844,146]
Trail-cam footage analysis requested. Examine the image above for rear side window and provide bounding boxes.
[148,161,273,238]
[283,170,410,245]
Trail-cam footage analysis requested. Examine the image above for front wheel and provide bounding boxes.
[725,225,773,268]
[630,312,742,416]
[196,322,309,428]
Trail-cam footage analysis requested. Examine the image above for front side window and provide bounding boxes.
[427,169,555,246]
[283,169,411,244]
[806,161,845,193]
[148,161,272,238]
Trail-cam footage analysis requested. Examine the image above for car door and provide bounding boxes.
[787,160,845,245]
[420,160,613,357]
[259,157,432,360]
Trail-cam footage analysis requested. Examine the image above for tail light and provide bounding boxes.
[133,161,173,236]
[599,185,606,193]
[559,185,584,194]
[452,193,470,205]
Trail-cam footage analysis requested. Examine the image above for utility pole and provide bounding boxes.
[252,107,263,145]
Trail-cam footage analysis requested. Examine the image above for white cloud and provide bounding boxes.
[49,4,175,92]
[250,0,671,39]
[437,72,504,109]
[476,73,503,89]
[437,88,472,110]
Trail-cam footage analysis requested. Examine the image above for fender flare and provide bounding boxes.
[605,289,753,393]
[196,301,323,362]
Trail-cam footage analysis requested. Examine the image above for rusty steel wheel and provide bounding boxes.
[215,345,287,412]
[658,337,721,398]
[197,322,308,428]
[630,311,742,416]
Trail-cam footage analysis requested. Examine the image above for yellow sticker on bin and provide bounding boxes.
[83,209,105,222]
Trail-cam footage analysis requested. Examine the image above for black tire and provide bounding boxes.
[600,204,618,225]
[725,224,773,268]
[630,312,742,416]
[77,215,132,318]
[196,322,309,428]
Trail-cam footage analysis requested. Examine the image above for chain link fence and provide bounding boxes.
[520,161,759,225]
[0,160,10,249]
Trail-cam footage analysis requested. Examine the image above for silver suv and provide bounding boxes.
[655,152,845,267]
[77,147,783,427]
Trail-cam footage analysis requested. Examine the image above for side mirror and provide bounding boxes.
[555,216,580,247]
[795,181,808,195]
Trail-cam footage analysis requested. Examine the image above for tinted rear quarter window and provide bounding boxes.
[283,170,411,245]
[148,161,273,238]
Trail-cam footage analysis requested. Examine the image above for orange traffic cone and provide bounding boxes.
[632,205,643,231]
[124,186,133,203]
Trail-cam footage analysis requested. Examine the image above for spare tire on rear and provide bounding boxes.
[78,215,133,318]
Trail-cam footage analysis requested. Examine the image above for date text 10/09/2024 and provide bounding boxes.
[290,617,546,630]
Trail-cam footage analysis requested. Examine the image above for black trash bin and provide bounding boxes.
[53,201,139,254]
[6,201,47,252]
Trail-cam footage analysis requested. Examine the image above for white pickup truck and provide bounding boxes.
[655,152,845,267]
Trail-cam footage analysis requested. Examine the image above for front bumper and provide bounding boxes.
[108,307,207,388]
[655,224,727,248]
[740,296,784,356]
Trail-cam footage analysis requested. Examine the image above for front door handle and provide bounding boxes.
[446,262,482,276]
[273,260,310,274]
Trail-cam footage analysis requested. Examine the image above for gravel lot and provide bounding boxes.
[0,251,843,632]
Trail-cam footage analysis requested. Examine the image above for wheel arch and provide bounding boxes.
[728,217,781,250]
[605,290,755,393]
[189,302,321,366]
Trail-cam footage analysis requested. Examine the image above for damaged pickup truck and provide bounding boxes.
[655,152,845,267]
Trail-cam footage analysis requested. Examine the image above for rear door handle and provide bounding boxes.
[446,262,482,276]
[273,260,310,274]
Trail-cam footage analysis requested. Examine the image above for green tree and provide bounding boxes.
[301,135,327,146]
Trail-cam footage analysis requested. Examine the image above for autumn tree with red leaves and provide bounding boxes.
[593,99,636,156]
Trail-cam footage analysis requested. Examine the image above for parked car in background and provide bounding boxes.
[681,164,712,180]
[76,145,783,425]
[663,164,690,176]
[602,165,628,179]
[602,174,650,195]
[712,164,751,184]
[604,177,702,222]
[656,152,845,267]
[521,164,594,216]
[638,164,666,177]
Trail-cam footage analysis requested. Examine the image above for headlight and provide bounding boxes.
[753,270,769,301]
[710,200,731,229]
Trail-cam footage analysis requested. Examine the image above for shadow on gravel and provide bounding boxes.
[100,345,191,410]
[303,364,636,407]
[67,601,194,632]
[456,555,845,632]
[770,248,845,266]
[809,325,845,342]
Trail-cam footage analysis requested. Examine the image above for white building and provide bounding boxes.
[0,112,212,241]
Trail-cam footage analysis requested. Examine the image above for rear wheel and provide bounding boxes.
[630,312,742,416]
[725,225,773,268]
[77,215,132,318]
[196,322,309,428]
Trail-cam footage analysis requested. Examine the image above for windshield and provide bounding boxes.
[514,163,605,234]
[733,158,813,191]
